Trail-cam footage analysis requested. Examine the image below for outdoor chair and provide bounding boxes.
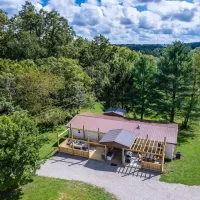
[67,140,72,145]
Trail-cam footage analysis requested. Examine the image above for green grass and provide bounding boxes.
[39,125,66,159]
[0,118,116,200]
[160,123,200,185]
[0,176,116,200]
[79,102,103,114]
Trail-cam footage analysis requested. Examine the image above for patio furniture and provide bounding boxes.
[82,143,88,150]
[107,151,114,161]
[67,140,72,145]
[126,151,132,158]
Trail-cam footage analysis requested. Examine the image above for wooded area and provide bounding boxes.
[1,2,199,127]
[0,1,200,192]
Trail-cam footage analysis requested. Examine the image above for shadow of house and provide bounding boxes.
[51,153,159,180]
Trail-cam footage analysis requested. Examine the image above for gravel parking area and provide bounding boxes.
[37,153,200,200]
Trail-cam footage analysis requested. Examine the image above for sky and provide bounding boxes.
[1,0,200,44]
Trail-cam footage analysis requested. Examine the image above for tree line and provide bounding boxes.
[0,1,200,193]
[1,1,200,126]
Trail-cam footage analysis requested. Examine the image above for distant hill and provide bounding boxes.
[116,42,200,57]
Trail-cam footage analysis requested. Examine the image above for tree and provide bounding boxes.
[102,46,139,109]
[0,111,42,192]
[157,41,191,122]
[132,54,157,119]
[0,9,8,57]
[0,59,22,115]
[36,57,95,113]
[14,67,62,115]
[0,1,75,60]
[182,49,200,128]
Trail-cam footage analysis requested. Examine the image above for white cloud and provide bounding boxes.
[0,0,200,44]
[0,0,42,15]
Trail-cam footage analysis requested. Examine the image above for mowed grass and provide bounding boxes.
[0,115,116,200]
[160,123,200,185]
[39,125,66,159]
[79,102,103,114]
[22,176,115,200]
[0,176,116,200]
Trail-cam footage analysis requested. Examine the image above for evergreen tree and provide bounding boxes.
[156,41,191,122]
[132,54,157,119]
[182,49,200,128]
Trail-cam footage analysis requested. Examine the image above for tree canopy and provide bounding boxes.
[0,2,199,125]
[0,111,42,192]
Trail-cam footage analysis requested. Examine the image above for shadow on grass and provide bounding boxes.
[0,188,23,200]
[38,125,55,134]
[178,128,196,145]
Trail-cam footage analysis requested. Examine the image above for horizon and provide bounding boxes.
[1,0,200,44]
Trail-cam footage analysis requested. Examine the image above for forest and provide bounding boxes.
[0,1,200,193]
[118,42,200,56]
[0,1,200,127]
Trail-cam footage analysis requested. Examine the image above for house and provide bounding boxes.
[66,112,178,160]
[57,110,178,172]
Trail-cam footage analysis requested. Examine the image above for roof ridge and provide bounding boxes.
[78,113,178,129]
[114,129,123,142]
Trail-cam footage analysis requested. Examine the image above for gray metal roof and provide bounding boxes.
[99,129,137,148]
[104,108,126,116]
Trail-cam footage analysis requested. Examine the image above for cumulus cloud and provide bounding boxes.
[0,0,200,44]
[0,0,42,15]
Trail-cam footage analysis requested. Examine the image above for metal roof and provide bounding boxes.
[100,129,138,148]
[67,113,178,144]
[100,129,120,143]
[104,108,126,116]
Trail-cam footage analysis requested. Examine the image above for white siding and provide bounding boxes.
[165,143,175,160]
[71,129,84,139]
[69,128,105,141]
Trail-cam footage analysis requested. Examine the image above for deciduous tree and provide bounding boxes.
[0,111,42,192]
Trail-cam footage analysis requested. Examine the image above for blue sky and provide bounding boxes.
[1,0,200,44]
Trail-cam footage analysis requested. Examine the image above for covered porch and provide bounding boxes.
[122,137,166,172]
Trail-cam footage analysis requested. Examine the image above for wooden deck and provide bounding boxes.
[90,146,105,161]
[58,138,105,161]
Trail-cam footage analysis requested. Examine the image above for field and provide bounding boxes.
[160,123,200,185]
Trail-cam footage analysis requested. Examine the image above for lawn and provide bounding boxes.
[2,102,198,200]
[0,176,116,200]
[0,114,116,200]
[160,122,200,185]
[39,125,66,159]
[79,102,103,114]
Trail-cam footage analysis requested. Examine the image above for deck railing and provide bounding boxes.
[141,161,162,171]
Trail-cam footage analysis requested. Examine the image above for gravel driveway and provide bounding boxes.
[37,153,200,200]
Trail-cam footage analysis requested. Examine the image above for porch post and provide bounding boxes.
[98,128,100,141]
[57,132,60,152]
[122,148,125,164]
[70,124,72,138]
[71,124,74,155]
[88,136,90,159]
[105,145,107,161]
[83,125,85,139]
[161,137,167,173]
